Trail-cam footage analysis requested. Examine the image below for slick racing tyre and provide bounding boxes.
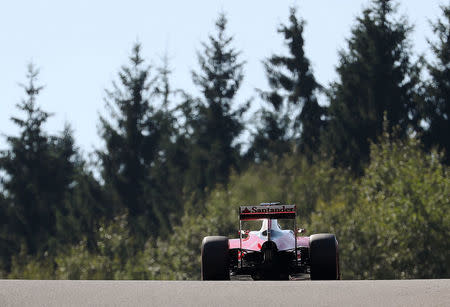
[201,236,230,280]
[309,234,339,280]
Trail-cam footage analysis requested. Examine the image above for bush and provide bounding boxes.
[310,137,450,279]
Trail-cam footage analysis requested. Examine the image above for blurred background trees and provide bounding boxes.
[97,43,186,240]
[185,13,248,203]
[249,7,325,162]
[325,0,422,174]
[421,5,450,164]
[0,0,449,279]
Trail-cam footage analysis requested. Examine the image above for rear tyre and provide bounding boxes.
[201,236,230,280]
[309,234,339,280]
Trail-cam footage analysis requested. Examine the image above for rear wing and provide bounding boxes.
[239,205,296,220]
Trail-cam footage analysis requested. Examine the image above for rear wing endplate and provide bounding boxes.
[239,205,296,220]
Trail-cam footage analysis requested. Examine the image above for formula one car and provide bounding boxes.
[201,203,340,280]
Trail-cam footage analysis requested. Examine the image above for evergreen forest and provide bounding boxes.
[0,0,449,279]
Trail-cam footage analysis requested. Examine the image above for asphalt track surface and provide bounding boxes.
[0,279,449,306]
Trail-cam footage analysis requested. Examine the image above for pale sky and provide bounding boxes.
[0,0,445,154]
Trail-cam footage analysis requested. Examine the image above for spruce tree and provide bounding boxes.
[150,55,189,231]
[98,43,182,236]
[422,4,450,163]
[188,13,248,198]
[249,7,324,162]
[325,0,421,174]
[0,64,79,255]
[99,44,156,235]
[53,125,107,249]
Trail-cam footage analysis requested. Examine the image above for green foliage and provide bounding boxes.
[53,214,161,280]
[8,252,55,279]
[250,7,325,161]
[0,189,12,272]
[148,188,239,280]
[186,13,248,201]
[98,43,184,238]
[0,64,84,256]
[422,4,450,163]
[148,155,348,280]
[55,215,134,279]
[325,0,421,174]
[6,135,448,280]
[1,4,449,281]
[309,136,450,279]
[98,43,156,235]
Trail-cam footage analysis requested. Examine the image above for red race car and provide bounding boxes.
[201,202,340,280]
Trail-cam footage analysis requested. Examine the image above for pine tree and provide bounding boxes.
[249,7,324,162]
[422,4,450,163]
[98,43,183,237]
[99,44,156,235]
[150,55,189,232]
[325,0,421,174]
[187,13,248,199]
[0,64,52,255]
[53,125,108,249]
[0,64,79,255]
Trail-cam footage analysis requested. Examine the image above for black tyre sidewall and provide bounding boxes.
[201,236,230,280]
[309,234,338,280]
